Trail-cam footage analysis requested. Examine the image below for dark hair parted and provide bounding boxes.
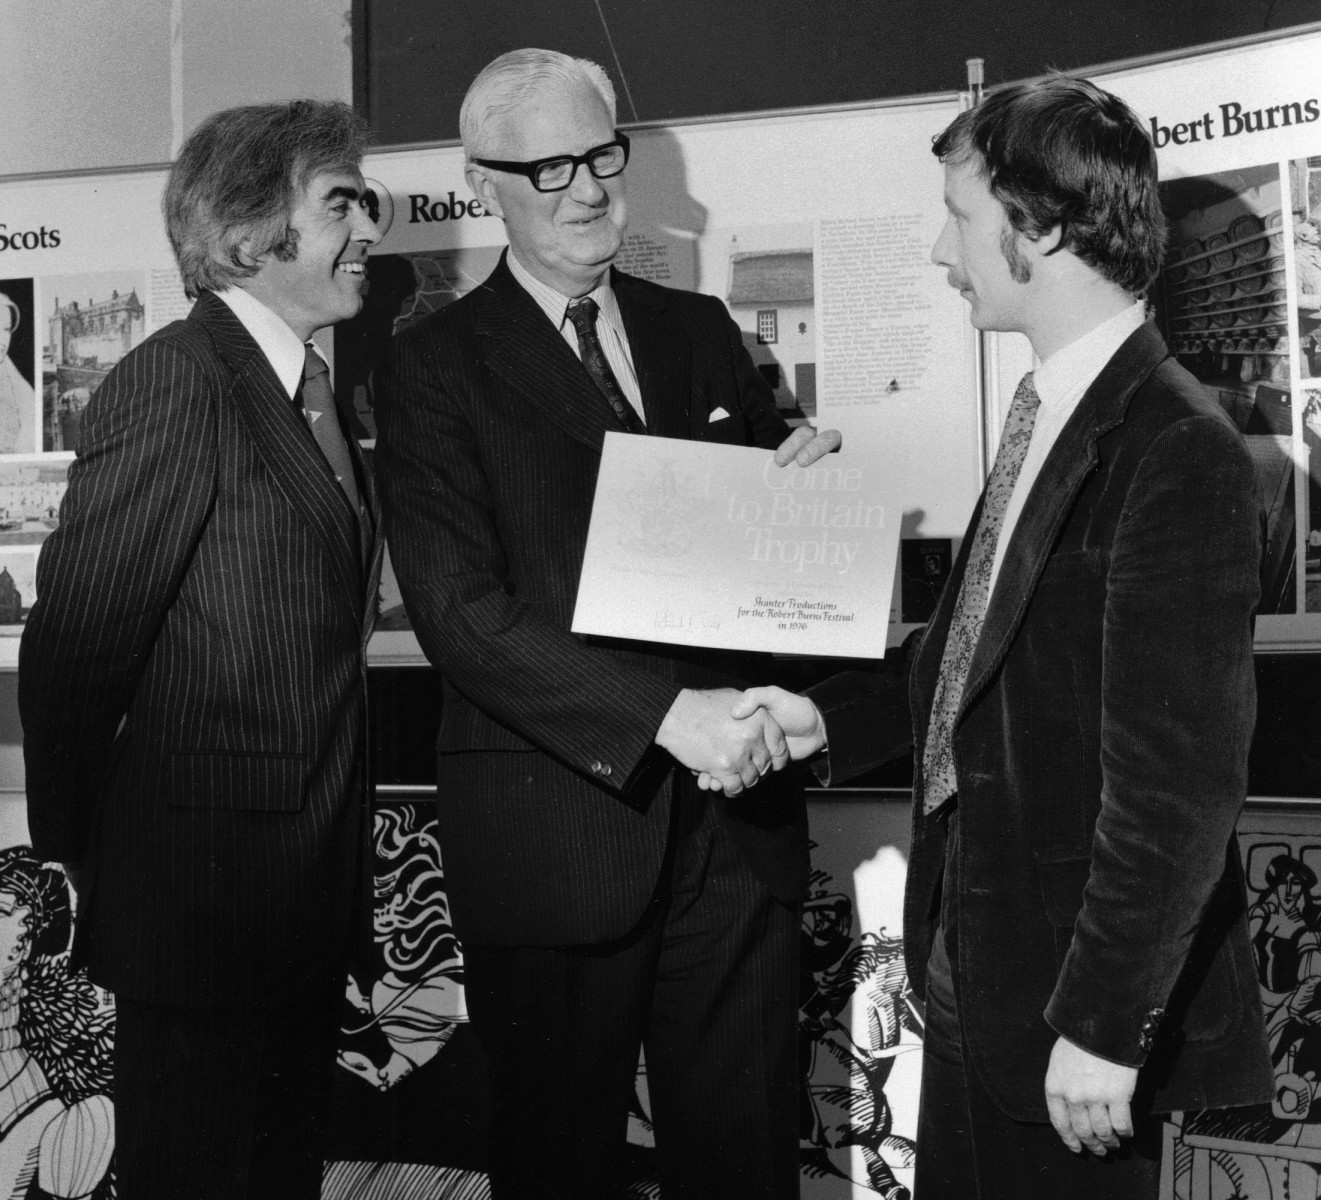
[163,100,370,298]
[932,75,1166,296]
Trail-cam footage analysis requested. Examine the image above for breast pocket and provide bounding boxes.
[167,751,307,812]
[700,411,748,444]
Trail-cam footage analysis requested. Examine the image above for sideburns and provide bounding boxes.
[999,222,1032,284]
[270,225,301,264]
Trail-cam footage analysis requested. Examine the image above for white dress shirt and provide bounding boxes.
[986,301,1147,599]
[506,250,646,423]
[215,286,313,401]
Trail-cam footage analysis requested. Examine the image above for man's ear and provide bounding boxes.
[235,234,263,271]
[1028,223,1065,259]
[466,164,504,220]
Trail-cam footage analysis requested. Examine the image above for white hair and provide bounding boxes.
[460,48,617,160]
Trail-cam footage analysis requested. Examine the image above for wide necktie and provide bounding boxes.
[565,297,646,434]
[921,371,1041,816]
[301,344,362,514]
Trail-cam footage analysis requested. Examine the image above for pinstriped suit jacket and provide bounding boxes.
[377,256,809,946]
[20,291,384,1008]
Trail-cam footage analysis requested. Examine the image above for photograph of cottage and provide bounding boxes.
[705,225,817,421]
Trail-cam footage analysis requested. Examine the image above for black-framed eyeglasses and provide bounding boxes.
[473,132,631,193]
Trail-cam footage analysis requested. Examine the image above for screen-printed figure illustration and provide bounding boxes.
[1250,852,1321,1126]
[1163,828,1321,1199]
[0,846,115,1199]
[323,805,924,1199]
[798,851,919,1199]
[339,804,468,1092]
[324,802,491,1200]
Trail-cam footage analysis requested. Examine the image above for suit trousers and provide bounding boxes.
[462,778,801,1200]
[114,994,340,1200]
[915,917,1164,1199]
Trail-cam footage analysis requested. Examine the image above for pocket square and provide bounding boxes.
[708,407,731,422]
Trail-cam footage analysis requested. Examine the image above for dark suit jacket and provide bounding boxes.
[20,291,383,1009]
[814,323,1273,1120]
[376,256,808,946]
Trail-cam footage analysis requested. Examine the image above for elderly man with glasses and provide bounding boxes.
[377,47,839,1200]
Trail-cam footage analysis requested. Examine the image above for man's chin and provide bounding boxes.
[580,234,622,259]
[565,246,622,276]
[326,298,365,329]
[565,223,623,258]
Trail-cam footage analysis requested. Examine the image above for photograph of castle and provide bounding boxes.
[42,271,146,453]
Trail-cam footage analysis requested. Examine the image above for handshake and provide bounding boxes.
[655,686,829,795]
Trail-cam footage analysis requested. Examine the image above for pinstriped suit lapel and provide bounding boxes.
[473,256,641,451]
[191,293,362,615]
[613,270,691,439]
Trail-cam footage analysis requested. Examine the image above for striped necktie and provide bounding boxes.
[921,371,1041,816]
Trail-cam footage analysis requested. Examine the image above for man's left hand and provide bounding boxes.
[1044,1036,1138,1156]
[774,426,842,467]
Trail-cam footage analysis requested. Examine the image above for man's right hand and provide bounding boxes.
[694,687,829,792]
[730,686,827,761]
[655,688,789,795]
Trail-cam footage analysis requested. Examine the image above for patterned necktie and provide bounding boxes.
[921,371,1041,815]
[565,297,647,434]
[301,344,362,514]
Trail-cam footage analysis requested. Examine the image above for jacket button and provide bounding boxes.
[591,761,612,776]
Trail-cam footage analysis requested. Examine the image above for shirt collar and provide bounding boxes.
[506,249,624,341]
[1033,301,1147,411]
[215,286,310,400]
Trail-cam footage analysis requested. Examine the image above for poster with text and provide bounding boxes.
[1081,30,1321,647]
